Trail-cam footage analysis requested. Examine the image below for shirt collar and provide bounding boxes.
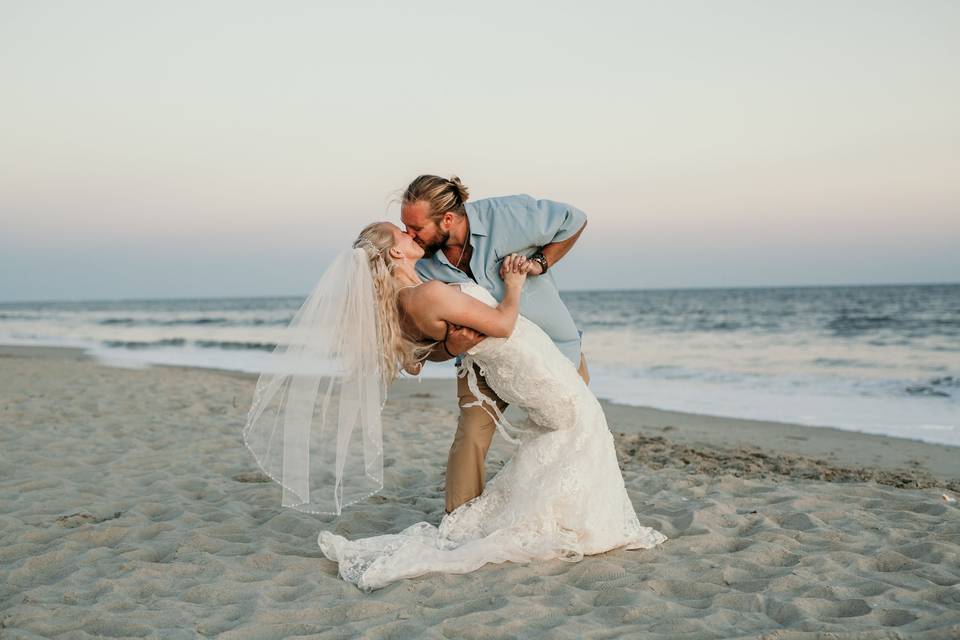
[429,204,486,269]
[465,203,488,237]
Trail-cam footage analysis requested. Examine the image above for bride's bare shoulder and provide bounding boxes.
[415,280,460,300]
[400,281,458,315]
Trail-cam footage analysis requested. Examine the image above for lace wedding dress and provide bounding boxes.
[318,282,667,590]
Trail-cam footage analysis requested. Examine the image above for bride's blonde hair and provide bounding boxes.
[353,222,432,384]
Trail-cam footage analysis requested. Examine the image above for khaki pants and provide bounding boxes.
[445,353,590,514]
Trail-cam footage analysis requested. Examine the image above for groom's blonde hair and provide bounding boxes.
[353,222,432,384]
[403,175,469,224]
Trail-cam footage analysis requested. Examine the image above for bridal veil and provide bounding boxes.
[243,248,386,515]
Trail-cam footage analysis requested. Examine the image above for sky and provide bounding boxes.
[1,0,958,301]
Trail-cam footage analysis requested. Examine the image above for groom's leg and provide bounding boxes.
[445,364,509,514]
[577,352,590,385]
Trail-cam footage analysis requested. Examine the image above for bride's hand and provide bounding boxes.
[500,254,528,289]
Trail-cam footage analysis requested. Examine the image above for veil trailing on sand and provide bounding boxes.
[243,248,386,515]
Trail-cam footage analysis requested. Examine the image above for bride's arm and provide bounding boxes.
[417,254,528,339]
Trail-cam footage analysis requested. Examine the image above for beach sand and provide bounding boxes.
[1,345,958,638]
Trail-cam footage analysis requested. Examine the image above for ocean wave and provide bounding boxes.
[97,316,291,327]
[579,318,769,333]
[0,312,45,321]
[826,313,898,336]
[99,338,277,351]
[102,338,187,349]
[99,317,233,326]
[812,357,880,368]
[194,340,277,351]
[905,386,951,398]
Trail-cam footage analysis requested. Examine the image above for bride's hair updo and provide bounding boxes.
[402,175,469,224]
[353,222,430,384]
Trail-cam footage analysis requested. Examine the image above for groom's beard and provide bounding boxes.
[421,229,450,258]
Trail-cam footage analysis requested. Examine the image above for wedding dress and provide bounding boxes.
[318,282,667,590]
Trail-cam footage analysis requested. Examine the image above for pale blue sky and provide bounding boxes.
[2,0,958,301]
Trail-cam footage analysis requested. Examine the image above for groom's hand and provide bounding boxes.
[446,325,485,356]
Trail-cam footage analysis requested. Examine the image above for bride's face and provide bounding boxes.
[400,200,448,257]
[388,224,425,262]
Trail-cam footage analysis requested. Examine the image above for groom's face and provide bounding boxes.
[401,200,449,257]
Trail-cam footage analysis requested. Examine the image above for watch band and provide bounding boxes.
[531,251,549,274]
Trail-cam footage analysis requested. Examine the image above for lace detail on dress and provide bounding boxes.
[457,357,530,444]
[317,282,667,590]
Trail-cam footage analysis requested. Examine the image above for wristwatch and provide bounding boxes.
[530,251,549,274]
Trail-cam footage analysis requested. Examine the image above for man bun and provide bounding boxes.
[447,176,469,206]
[403,174,470,222]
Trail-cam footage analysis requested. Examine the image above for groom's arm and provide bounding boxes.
[425,343,452,363]
[527,220,586,275]
[424,325,485,362]
[507,195,587,275]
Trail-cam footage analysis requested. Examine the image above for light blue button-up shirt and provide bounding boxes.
[414,194,587,365]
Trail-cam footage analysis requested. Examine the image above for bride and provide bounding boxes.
[244,222,667,591]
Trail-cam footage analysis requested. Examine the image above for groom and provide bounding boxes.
[400,174,590,514]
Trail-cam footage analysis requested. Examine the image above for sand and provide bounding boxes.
[1,345,958,639]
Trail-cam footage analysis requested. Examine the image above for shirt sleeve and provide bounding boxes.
[514,195,588,247]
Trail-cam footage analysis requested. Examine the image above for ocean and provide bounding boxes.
[2,283,957,446]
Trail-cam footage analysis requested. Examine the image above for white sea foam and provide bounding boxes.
[588,365,959,446]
